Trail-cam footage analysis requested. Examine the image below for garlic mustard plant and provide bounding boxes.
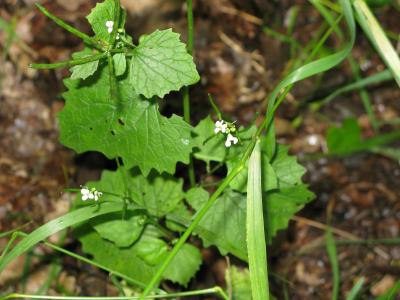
[1,0,367,299]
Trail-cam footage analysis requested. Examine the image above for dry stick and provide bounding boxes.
[292,216,390,259]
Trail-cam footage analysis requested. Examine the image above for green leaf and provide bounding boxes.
[226,266,252,300]
[193,116,227,163]
[135,236,168,266]
[327,119,361,155]
[327,118,400,156]
[129,29,200,98]
[271,144,306,188]
[194,190,247,260]
[186,187,209,210]
[164,244,202,287]
[59,65,195,175]
[87,0,124,41]
[70,49,100,80]
[90,213,145,247]
[165,202,191,232]
[113,53,127,76]
[128,169,185,217]
[265,185,315,242]
[75,225,159,286]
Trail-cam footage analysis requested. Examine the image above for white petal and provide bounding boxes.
[82,194,88,201]
[225,139,231,147]
[221,126,227,133]
[107,27,113,33]
[88,193,95,199]
[215,120,222,126]
[232,137,238,144]
[105,20,114,27]
[227,133,234,141]
[81,188,89,195]
[94,195,99,201]
[214,127,221,134]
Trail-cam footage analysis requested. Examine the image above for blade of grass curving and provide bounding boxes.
[141,1,356,297]
[266,0,355,124]
[246,140,269,300]
[0,202,129,274]
[346,277,365,300]
[353,0,400,87]
[313,69,392,109]
[326,228,340,300]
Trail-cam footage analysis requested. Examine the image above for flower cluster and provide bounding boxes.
[214,120,238,147]
[81,186,103,201]
[105,20,114,33]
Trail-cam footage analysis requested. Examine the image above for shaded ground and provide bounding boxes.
[1,0,400,299]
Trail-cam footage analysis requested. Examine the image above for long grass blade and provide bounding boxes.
[247,140,269,300]
[0,202,129,273]
[353,0,400,87]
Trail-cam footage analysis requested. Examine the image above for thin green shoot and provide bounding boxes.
[0,286,228,300]
[183,0,196,187]
[35,4,103,51]
[345,277,365,300]
[326,228,340,300]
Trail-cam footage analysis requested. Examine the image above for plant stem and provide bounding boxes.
[140,162,247,298]
[30,53,106,70]
[1,287,224,300]
[13,232,148,289]
[35,4,103,51]
[183,0,196,187]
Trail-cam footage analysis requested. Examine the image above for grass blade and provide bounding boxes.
[375,280,400,300]
[0,202,128,273]
[247,140,269,300]
[346,277,365,300]
[353,0,400,87]
[326,228,340,300]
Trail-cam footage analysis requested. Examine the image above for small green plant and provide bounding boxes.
[0,0,374,299]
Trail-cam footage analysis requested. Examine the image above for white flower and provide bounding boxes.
[105,20,114,33]
[93,191,103,201]
[81,187,91,201]
[225,133,238,147]
[214,120,227,134]
[80,186,102,201]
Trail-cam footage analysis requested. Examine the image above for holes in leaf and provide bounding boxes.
[110,130,116,136]
[118,118,125,126]
[89,127,93,131]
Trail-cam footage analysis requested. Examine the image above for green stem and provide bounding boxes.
[13,232,148,289]
[1,287,224,300]
[109,0,121,49]
[140,157,250,298]
[183,0,195,187]
[107,54,119,101]
[140,7,352,297]
[29,53,106,70]
[35,4,103,51]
